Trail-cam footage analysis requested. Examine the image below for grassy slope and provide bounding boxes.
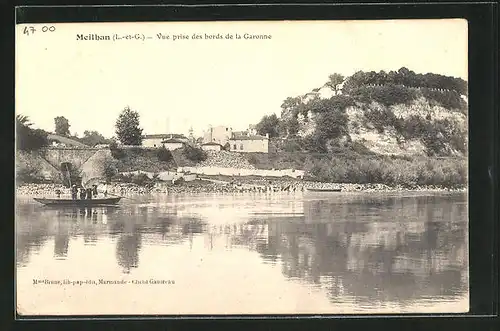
[113,148,177,172]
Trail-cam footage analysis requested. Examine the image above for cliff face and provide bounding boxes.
[279,70,468,157]
[344,98,467,156]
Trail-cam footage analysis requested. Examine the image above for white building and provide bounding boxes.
[229,133,269,153]
[142,134,189,148]
[203,125,233,145]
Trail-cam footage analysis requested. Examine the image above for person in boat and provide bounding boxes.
[102,183,108,197]
[86,187,93,200]
[55,189,61,198]
[79,187,86,200]
[71,185,78,200]
[92,185,98,198]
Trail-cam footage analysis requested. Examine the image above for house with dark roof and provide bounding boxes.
[142,133,189,148]
[162,138,186,150]
[229,133,269,153]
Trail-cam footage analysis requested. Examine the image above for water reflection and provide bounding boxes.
[16,192,468,309]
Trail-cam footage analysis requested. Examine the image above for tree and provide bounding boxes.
[183,145,207,162]
[255,113,280,138]
[16,115,48,151]
[325,73,345,95]
[80,130,112,147]
[312,110,349,152]
[280,116,299,137]
[115,106,143,146]
[157,146,173,162]
[54,116,70,136]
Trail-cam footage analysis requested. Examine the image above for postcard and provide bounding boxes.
[15,19,469,316]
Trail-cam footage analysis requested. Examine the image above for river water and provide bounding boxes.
[16,191,468,315]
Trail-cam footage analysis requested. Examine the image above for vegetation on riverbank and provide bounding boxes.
[243,151,466,189]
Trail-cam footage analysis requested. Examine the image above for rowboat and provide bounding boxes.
[306,188,342,192]
[33,197,121,206]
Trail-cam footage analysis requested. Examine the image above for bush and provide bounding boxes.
[420,88,467,111]
[157,146,173,162]
[350,84,418,107]
[104,161,118,182]
[173,177,185,185]
[109,141,126,159]
[129,146,146,155]
[304,154,467,188]
[131,173,151,186]
[363,107,398,133]
[183,145,207,162]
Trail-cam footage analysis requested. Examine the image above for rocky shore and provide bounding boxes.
[16,179,466,197]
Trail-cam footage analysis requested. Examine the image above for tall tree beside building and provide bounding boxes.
[54,116,71,136]
[255,113,280,138]
[115,106,143,146]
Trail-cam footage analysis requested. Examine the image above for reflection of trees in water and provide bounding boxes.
[54,232,69,258]
[16,231,49,266]
[112,215,208,273]
[198,221,270,252]
[16,204,51,266]
[181,218,206,235]
[255,194,468,305]
[116,230,142,274]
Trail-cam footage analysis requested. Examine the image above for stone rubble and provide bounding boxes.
[197,151,256,169]
[16,179,466,197]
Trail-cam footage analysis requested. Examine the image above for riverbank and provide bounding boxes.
[15,178,466,197]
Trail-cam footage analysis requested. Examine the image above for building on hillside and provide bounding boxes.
[203,125,233,145]
[201,142,223,152]
[229,133,269,153]
[47,134,88,147]
[142,134,189,148]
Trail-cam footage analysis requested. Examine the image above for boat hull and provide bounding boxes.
[306,188,342,192]
[33,197,121,206]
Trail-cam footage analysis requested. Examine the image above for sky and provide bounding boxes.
[16,19,468,138]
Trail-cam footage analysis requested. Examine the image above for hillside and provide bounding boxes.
[241,68,468,187]
[273,68,468,158]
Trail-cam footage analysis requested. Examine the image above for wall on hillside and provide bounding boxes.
[80,149,113,184]
[16,151,62,182]
[179,166,305,179]
[39,147,100,170]
[33,147,112,183]
[119,170,196,182]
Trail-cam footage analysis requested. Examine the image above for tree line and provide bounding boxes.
[342,67,467,95]
[16,106,144,151]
